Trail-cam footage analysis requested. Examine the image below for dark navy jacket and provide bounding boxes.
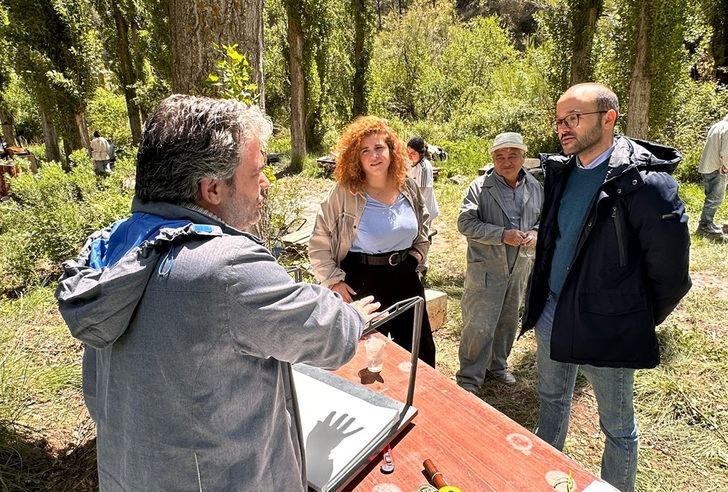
[521,136,692,369]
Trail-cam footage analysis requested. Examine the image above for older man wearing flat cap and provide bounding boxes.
[456,132,544,391]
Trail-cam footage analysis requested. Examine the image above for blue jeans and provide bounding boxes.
[534,294,639,492]
[699,170,727,233]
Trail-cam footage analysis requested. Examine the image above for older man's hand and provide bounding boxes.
[502,228,527,246]
[521,230,538,247]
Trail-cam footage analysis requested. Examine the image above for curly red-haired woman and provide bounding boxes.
[308,116,436,366]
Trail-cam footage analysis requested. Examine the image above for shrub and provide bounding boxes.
[86,87,133,146]
[657,81,728,184]
[369,2,557,160]
[0,156,135,294]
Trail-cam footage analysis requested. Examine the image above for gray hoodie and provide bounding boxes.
[56,199,365,491]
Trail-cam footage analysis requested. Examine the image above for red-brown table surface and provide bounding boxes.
[333,334,604,492]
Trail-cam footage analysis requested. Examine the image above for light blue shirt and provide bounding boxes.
[350,193,418,253]
[576,143,615,169]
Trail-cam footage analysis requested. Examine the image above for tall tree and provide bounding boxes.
[614,0,688,139]
[3,0,100,163]
[0,107,15,146]
[569,0,603,86]
[351,0,375,116]
[94,0,144,144]
[0,11,16,146]
[708,0,728,85]
[626,0,650,138]
[285,0,306,172]
[38,100,62,162]
[168,0,264,102]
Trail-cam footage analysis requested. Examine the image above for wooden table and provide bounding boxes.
[333,335,610,492]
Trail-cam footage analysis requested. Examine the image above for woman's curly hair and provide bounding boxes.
[333,116,408,193]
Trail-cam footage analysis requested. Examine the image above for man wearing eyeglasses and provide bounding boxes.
[520,83,691,491]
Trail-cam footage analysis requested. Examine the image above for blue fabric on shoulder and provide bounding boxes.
[89,213,192,270]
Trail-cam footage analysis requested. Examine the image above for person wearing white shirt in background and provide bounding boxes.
[697,113,728,242]
[406,137,440,223]
[90,130,111,176]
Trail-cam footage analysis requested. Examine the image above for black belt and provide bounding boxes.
[349,250,410,266]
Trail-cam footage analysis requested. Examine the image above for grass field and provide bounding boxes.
[0,174,726,491]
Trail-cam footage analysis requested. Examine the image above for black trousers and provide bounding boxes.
[341,253,436,367]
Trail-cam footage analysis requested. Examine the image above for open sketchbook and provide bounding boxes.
[292,364,418,492]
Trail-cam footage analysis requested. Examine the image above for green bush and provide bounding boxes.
[657,81,728,184]
[2,73,42,142]
[0,156,135,294]
[368,2,557,161]
[26,143,46,162]
[87,86,133,146]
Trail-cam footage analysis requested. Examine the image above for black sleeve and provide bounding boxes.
[630,172,692,325]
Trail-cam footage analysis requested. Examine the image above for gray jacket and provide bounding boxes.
[458,169,544,274]
[56,199,365,491]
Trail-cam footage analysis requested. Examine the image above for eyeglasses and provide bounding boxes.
[552,111,608,133]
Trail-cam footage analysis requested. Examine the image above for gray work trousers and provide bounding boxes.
[457,256,531,388]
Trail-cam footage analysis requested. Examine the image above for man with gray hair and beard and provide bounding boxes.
[55,95,378,491]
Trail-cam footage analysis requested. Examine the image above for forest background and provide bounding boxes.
[0,0,727,490]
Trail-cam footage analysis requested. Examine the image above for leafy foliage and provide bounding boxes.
[205,43,259,104]
[3,0,103,151]
[0,155,134,294]
[86,87,133,145]
[370,2,557,155]
[1,72,42,140]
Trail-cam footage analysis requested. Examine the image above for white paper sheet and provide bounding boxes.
[293,370,402,491]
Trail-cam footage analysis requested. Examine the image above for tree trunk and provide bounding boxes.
[75,111,91,152]
[111,1,143,144]
[286,1,306,173]
[0,106,16,146]
[57,105,88,170]
[626,1,651,139]
[352,0,374,117]
[168,0,265,106]
[62,138,73,170]
[569,0,603,86]
[38,101,61,163]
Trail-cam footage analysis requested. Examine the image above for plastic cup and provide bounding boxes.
[364,336,387,373]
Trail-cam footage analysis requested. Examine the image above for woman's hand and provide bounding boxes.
[330,281,357,303]
[408,249,423,263]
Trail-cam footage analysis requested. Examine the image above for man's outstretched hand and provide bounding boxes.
[350,295,381,322]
